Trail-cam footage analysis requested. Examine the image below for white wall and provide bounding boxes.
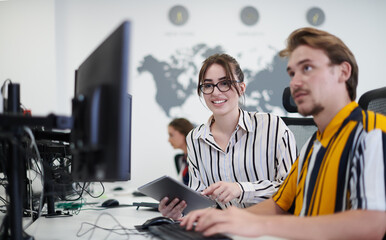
[1,0,386,188]
[0,0,56,114]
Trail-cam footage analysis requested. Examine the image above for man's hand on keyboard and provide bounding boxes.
[180,206,264,238]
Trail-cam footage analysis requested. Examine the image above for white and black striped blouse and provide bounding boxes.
[186,109,297,209]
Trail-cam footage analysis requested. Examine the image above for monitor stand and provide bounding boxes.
[0,114,72,240]
[0,127,34,240]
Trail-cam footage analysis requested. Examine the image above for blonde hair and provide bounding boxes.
[280,27,358,100]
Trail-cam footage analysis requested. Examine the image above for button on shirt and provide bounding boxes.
[186,109,297,209]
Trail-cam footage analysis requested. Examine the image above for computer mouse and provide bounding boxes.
[101,199,119,207]
[113,186,124,191]
[141,216,175,229]
[132,190,146,197]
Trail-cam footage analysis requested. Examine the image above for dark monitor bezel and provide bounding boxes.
[71,21,131,182]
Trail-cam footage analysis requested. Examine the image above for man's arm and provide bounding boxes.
[191,207,385,239]
[257,209,386,240]
[180,198,285,231]
[244,198,288,215]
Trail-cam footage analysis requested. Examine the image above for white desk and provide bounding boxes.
[25,187,283,240]
[25,191,158,240]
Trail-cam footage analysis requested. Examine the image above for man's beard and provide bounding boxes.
[298,103,324,117]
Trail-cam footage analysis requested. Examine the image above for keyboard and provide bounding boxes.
[147,223,233,240]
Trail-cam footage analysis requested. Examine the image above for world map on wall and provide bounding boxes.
[137,44,291,118]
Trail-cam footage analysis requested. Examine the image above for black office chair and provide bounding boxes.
[358,86,386,115]
[281,87,317,151]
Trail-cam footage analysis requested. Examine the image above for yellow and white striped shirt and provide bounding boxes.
[273,102,386,215]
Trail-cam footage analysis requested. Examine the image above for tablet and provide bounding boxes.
[137,175,216,214]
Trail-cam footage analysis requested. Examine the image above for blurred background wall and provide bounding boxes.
[0,0,385,187]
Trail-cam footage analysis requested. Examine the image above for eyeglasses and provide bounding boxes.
[199,80,240,95]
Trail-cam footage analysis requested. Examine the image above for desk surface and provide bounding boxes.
[25,185,283,240]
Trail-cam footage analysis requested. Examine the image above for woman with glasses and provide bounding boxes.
[159,53,297,220]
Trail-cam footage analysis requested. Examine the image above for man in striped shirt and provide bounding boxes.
[181,28,386,239]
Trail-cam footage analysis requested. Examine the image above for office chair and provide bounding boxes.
[358,86,386,115]
[281,87,317,151]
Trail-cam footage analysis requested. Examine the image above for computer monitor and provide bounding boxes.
[71,21,131,182]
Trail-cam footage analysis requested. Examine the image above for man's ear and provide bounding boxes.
[339,61,352,83]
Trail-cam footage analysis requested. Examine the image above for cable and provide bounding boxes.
[83,182,105,199]
[23,126,45,226]
[24,149,34,228]
[0,78,12,113]
[0,78,12,98]
[0,141,9,208]
[76,212,148,240]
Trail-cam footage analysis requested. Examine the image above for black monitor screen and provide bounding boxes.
[71,21,131,182]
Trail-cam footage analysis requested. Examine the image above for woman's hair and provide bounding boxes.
[197,53,244,97]
[168,118,194,137]
[279,27,358,101]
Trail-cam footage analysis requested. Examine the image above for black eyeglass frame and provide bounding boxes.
[199,80,241,95]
